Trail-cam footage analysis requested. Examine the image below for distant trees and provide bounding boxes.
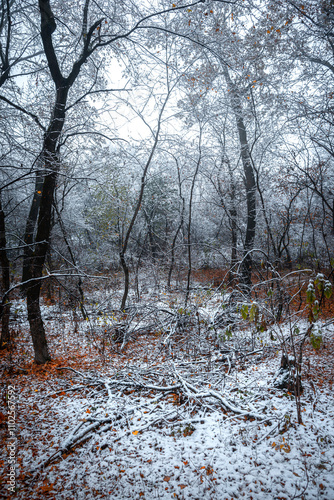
[0,0,209,361]
[0,0,42,349]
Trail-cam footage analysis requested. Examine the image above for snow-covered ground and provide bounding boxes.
[1,289,334,499]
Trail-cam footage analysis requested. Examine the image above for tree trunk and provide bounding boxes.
[229,205,238,282]
[223,65,256,289]
[167,158,185,290]
[23,167,58,363]
[21,0,84,363]
[218,153,238,283]
[185,127,202,306]
[26,282,51,363]
[0,198,11,349]
[22,93,69,364]
[22,168,44,287]
[120,252,130,311]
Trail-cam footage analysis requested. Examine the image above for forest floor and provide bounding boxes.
[1,273,334,499]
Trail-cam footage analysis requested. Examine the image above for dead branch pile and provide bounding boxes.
[32,353,282,473]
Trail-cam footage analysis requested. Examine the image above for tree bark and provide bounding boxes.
[223,65,256,289]
[0,0,11,88]
[22,0,91,363]
[0,197,10,349]
[185,127,202,306]
[26,282,50,363]
[23,163,59,363]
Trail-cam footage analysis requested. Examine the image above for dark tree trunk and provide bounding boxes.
[223,66,256,289]
[21,1,69,363]
[26,282,50,363]
[22,169,44,287]
[21,0,99,363]
[22,167,58,363]
[229,205,238,276]
[0,198,11,349]
[120,252,130,311]
[237,120,256,288]
[0,0,11,88]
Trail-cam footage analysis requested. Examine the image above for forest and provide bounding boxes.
[1,0,334,498]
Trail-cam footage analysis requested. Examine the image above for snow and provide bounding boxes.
[1,292,334,499]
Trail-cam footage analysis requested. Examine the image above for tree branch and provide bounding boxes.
[0,94,46,130]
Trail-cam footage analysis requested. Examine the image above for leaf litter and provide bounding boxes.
[1,287,334,499]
